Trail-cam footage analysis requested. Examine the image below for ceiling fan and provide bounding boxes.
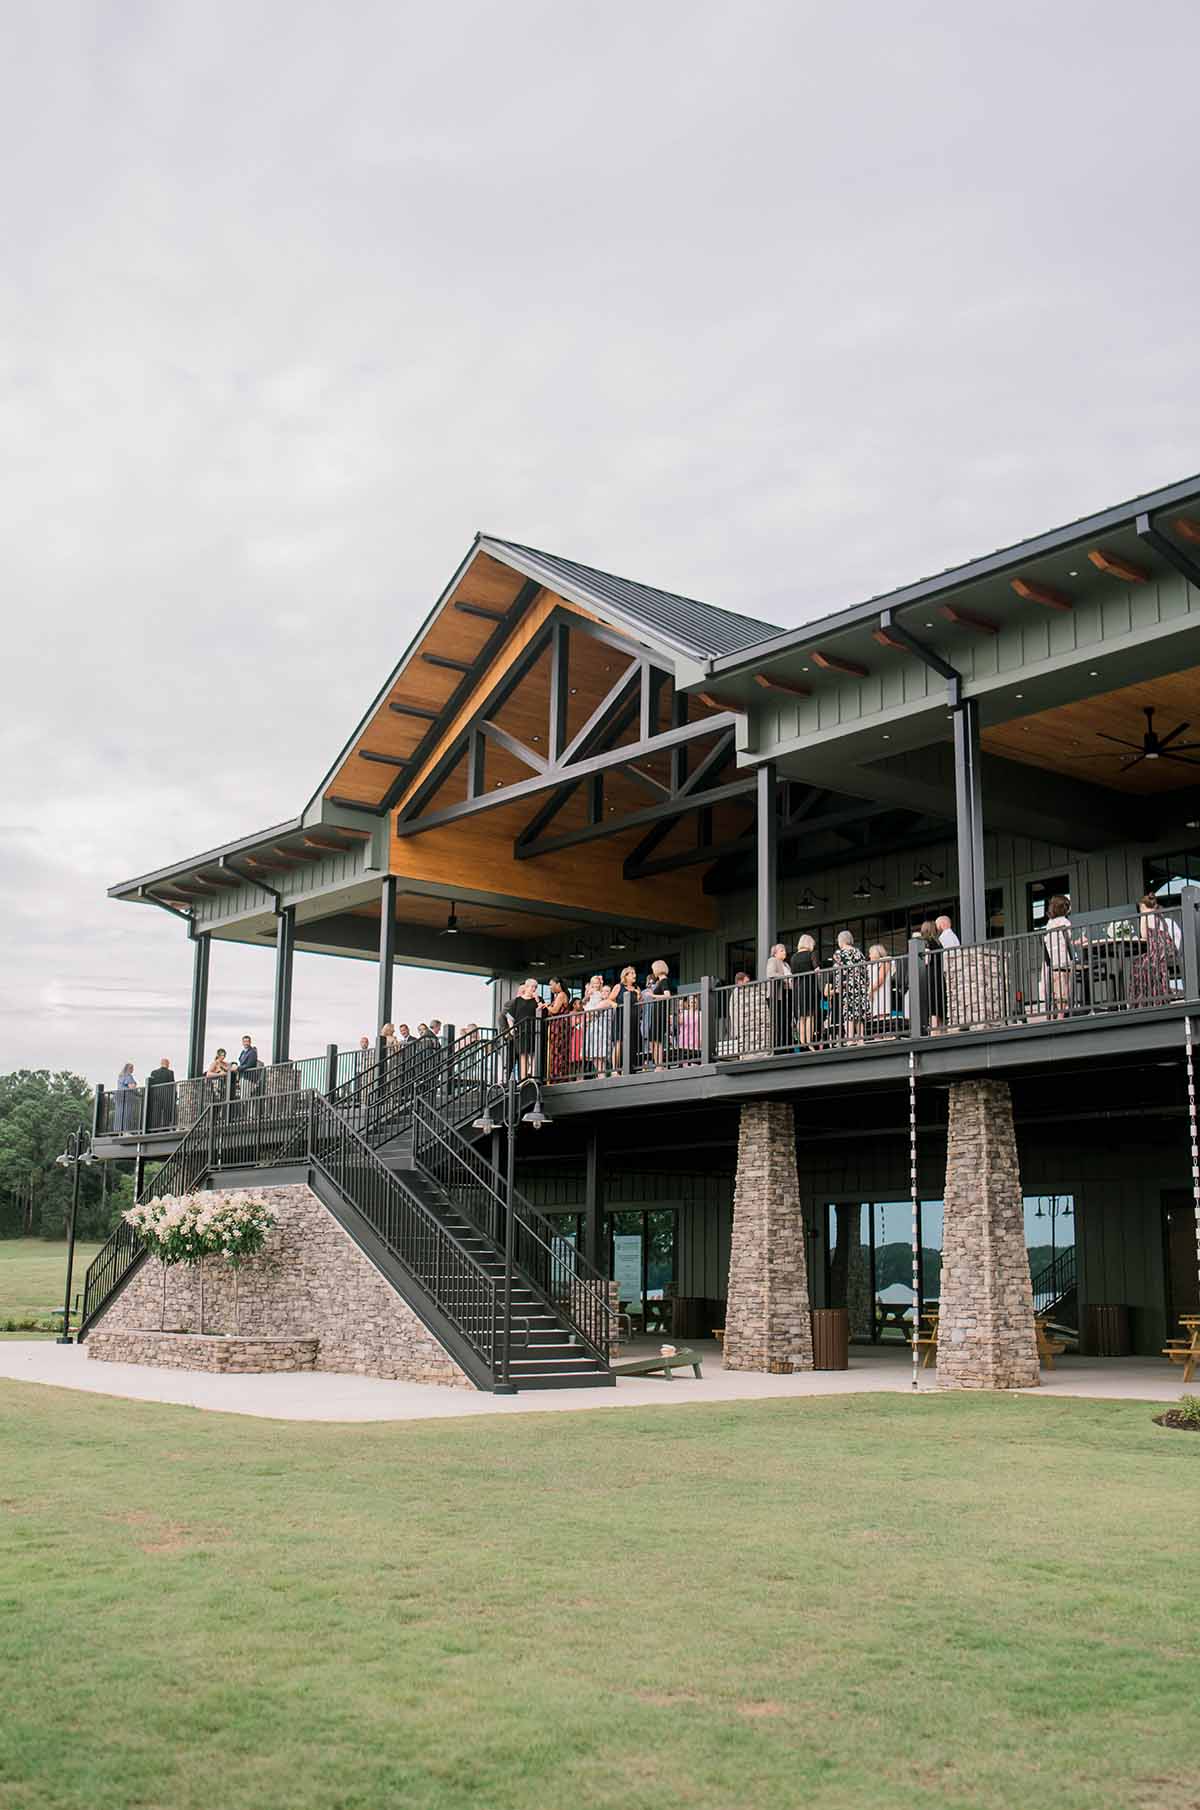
[1066,705,1200,771]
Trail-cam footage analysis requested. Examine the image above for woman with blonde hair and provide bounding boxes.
[789,934,820,1049]
[583,974,614,1078]
[867,943,894,1034]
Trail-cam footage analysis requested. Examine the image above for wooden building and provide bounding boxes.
[84,475,1200,1388]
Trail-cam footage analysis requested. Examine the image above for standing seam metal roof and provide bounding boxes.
[482,535,782,659]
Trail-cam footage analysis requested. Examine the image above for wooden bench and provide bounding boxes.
[610,1346,703,1380]
[1035,1318,1068,1370]
[1163,1319,1200,1384]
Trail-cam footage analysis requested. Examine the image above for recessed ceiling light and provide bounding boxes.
[802,666,809,672]
[882,734,891,741]
[1015,692,1024,699]
[1068,570,1078,577]
[925,621,934,628]
[1089,670,1098,676]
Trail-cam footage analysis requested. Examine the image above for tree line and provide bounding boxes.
[0,1070,134,1241]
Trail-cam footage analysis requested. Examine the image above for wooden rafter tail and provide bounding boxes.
[810,650,869,677]
[270,846,310,863]
[241,857,287,873]
[940,604,999,635]
[696,690,744,711]
[872,627,909,651]
[1173,517,1200,546]
[1010,577,1073,611]
[753,673,812,698]
[302,836,358,854]
[1088,548,1150,584]
[196,871,242,888]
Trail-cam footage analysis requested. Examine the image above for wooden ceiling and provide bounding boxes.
[982,665,1200,793]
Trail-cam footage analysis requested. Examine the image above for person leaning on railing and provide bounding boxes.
[766,944,791,1053]
[788,935,820,1050]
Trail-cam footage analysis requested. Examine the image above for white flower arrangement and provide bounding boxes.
[125,1189,277,1268]
[1105,919,1135,942]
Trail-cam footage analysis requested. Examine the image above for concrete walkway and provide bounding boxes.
[0,1339,1190,1423]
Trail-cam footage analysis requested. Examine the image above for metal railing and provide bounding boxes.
[209,1091,503,1374]
[1030,1245,1077,1318]
[79,1104,217,1331]
[711,958,907,1061]
[925,907,1186,1034]
[412,1095,612,1360]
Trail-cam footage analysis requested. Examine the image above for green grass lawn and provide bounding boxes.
[0,1237,103,1334]
[0,1386,1197,1810]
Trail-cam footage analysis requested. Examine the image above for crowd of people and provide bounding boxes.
[107,896,1184,1122]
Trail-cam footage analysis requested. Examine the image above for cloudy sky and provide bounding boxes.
[2,1,1197,1087]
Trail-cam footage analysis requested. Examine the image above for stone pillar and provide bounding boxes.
[937,1079,1039,1389]
[723,1101,814,1372]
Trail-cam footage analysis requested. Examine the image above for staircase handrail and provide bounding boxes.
[79,1103,217,1333]
[412,1094,612,1361]
[1029,1244,1077,1315]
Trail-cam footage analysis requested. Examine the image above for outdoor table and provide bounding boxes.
[875,1303,912,1342]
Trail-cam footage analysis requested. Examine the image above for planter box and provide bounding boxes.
[87,1330,318,1374]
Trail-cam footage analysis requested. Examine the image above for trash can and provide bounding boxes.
[1085,1303,1131,1357]
[811,1307,849,1370]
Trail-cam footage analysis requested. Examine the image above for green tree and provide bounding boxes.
[0,1070,103,1239]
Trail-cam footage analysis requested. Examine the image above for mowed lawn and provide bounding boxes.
[1,1385,1198,1810]
[0,1239,102,1333]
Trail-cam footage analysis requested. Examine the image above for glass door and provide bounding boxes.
[608,1209,677,1334]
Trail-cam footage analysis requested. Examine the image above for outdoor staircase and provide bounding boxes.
[78,1031,614,1393]
[1030,1245,1078,1330]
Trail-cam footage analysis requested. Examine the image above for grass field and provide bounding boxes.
[0,1238,103,1334]
[1,1384,1197,1810]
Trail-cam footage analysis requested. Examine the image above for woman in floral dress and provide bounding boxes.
[829,930,870,1042]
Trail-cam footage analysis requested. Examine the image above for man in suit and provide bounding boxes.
[237,1034,261,1100]
[146,1058,175,1129]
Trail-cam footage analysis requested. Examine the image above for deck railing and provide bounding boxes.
[92,896,1200,1135]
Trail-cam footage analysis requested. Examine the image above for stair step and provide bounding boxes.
[507,1371,616,1391]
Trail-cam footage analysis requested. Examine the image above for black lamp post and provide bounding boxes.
[55,1128,94,1344]
[1033,1193,1073,1267]
[472,1069,552,1393]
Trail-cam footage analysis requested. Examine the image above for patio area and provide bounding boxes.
[0,1337,1191,1424]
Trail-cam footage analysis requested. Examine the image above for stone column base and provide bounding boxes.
[936,1079,1039,1390]
[723,1101,814,1373]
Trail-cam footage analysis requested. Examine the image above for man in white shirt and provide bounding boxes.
[935,915,963,1027]
[935,914,960,949]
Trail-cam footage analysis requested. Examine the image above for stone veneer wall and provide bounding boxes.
[723,1101,814,1373]
[90,1184,472,1388]
[937,1079,1039,1390]
[88,1332,318,1373]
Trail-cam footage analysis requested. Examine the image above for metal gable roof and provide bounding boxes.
[479,535,782,660]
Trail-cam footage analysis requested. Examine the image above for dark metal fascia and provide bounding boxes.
[703,470,1200,679]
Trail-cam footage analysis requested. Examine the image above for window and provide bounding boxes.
[1026,875,1070,931]
[1144,847,1200,906]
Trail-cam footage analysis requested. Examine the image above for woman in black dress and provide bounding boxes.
[505,980,542,1079]
[788,934,819,1048]
[918,919,943,1030]
[609,964,640,1073]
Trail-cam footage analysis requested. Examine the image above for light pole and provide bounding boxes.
[55,1128,94,1344]
[1034,1194,1073,1268]
[472,1070,551,1393]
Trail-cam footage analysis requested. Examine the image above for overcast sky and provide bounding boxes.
[2,1,1197,1087]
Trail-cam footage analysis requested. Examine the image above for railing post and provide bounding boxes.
[207,1105,216,1173]
[1181,887,1200,1003]
[92,1084,104,1139]
[699,976,714,1065]
[908,939,926,1040]
[324,1042,338,1097]
[622,991,634,1077]
[140,1082,152,1136]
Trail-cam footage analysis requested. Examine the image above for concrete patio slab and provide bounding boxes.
[0,1338,1190,1423]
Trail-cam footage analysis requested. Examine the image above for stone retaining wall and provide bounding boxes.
[88,1330,318,1373]
[88,1184,472,1388]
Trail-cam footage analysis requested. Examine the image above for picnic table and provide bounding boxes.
[1163,1314,1200,1384]
[911,1311,1069,1370]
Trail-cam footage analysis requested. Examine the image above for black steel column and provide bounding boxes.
[584,1131,603,1271]
[952,699,986,944]
[187,933,210,1079]
[377,875,397,1029]
[272,906,296,1064]
[755,761,778,978]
